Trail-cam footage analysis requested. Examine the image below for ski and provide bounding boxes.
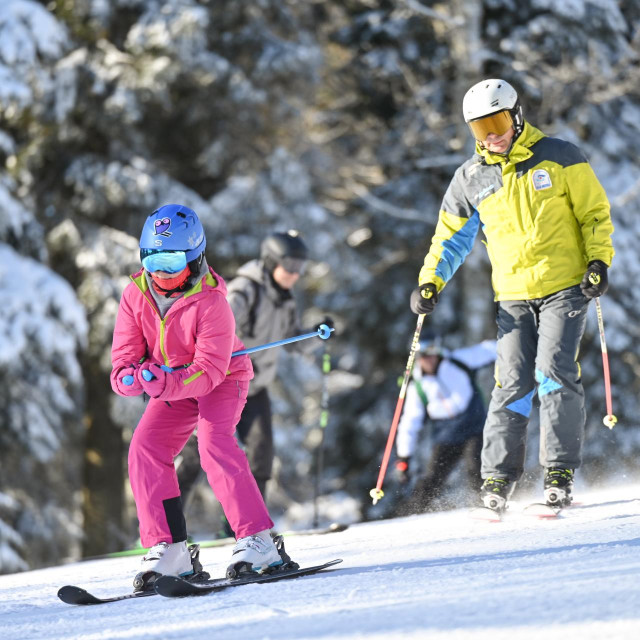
[469,506,503,522]
[57,585,158,605]
[470,502,564,523]
[57,568,215,605]
[59,543,210,605]
[154,559,343,598]
[522,503,563,518]
[57,569,213,605]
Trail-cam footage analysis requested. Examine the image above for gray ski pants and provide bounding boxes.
[481,285,589,480]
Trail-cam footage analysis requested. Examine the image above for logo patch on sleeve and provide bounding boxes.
[532,169,552,190]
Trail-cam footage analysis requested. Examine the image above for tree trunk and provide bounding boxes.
[82,360,125,557]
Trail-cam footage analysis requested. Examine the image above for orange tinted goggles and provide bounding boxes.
[467,110,513,141]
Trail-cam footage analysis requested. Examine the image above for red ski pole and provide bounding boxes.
[592,295,617,429]
[370,313,425,505]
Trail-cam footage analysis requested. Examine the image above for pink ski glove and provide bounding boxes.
[138,363,169,398]
[112,365,144,397]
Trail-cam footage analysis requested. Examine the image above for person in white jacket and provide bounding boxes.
[395,338,497,513]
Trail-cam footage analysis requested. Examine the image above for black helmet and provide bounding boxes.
[261,230,308,273]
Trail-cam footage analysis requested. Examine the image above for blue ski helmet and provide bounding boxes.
[139,204,206,262]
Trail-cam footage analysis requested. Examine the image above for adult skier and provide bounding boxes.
[394,338,496,513]
[410,79,614,513]
[111,204,284,589]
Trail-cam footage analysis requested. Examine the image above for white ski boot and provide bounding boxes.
[226,530,285,578]
[133,541,206,592]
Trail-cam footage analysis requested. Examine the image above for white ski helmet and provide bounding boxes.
[462,79,523,141]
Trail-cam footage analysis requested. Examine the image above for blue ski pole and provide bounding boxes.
[135,323,334,382]
[231,323,333,357]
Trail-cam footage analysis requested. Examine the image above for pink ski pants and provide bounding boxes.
[128,377,273,546]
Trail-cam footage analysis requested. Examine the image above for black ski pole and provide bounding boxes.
[313,349,331,528]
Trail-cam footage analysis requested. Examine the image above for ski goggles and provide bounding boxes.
[140,249,188,274]
[278,256,306,274]
[467,110,513,141]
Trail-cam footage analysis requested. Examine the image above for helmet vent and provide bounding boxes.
[176,211,186,218]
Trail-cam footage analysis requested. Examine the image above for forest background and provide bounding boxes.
[1,0,639,573]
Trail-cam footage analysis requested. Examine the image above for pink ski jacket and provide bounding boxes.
[111,267,253,401]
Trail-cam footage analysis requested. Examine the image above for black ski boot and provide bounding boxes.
[544,468,574,507]
[480,477,515,512]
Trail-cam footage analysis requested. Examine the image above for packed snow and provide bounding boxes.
[1,482,639,640]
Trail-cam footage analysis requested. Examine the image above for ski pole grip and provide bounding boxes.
[142,364,174,381]
[122,375,135,386]
[317,324,334,340]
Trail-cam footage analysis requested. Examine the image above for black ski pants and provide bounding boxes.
[235,388,273,498]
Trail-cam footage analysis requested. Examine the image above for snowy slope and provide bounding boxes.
[1,483,639,640]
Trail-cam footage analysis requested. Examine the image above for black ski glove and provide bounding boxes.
[410,283,439,315]
[395,457,411,484]
[580,260,609,299]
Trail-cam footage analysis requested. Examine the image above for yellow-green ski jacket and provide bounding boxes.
[419,121,615,300]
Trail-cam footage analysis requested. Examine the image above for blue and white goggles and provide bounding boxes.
[141,249,188,274]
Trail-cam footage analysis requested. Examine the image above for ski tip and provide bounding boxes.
[57,585,101,605]
[321,559,343,568]
[522,503,562,518]
[468,506,503,522]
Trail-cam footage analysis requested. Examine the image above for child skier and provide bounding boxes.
[111,203,284,590]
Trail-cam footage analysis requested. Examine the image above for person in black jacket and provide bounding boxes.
[177,231,331,535]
